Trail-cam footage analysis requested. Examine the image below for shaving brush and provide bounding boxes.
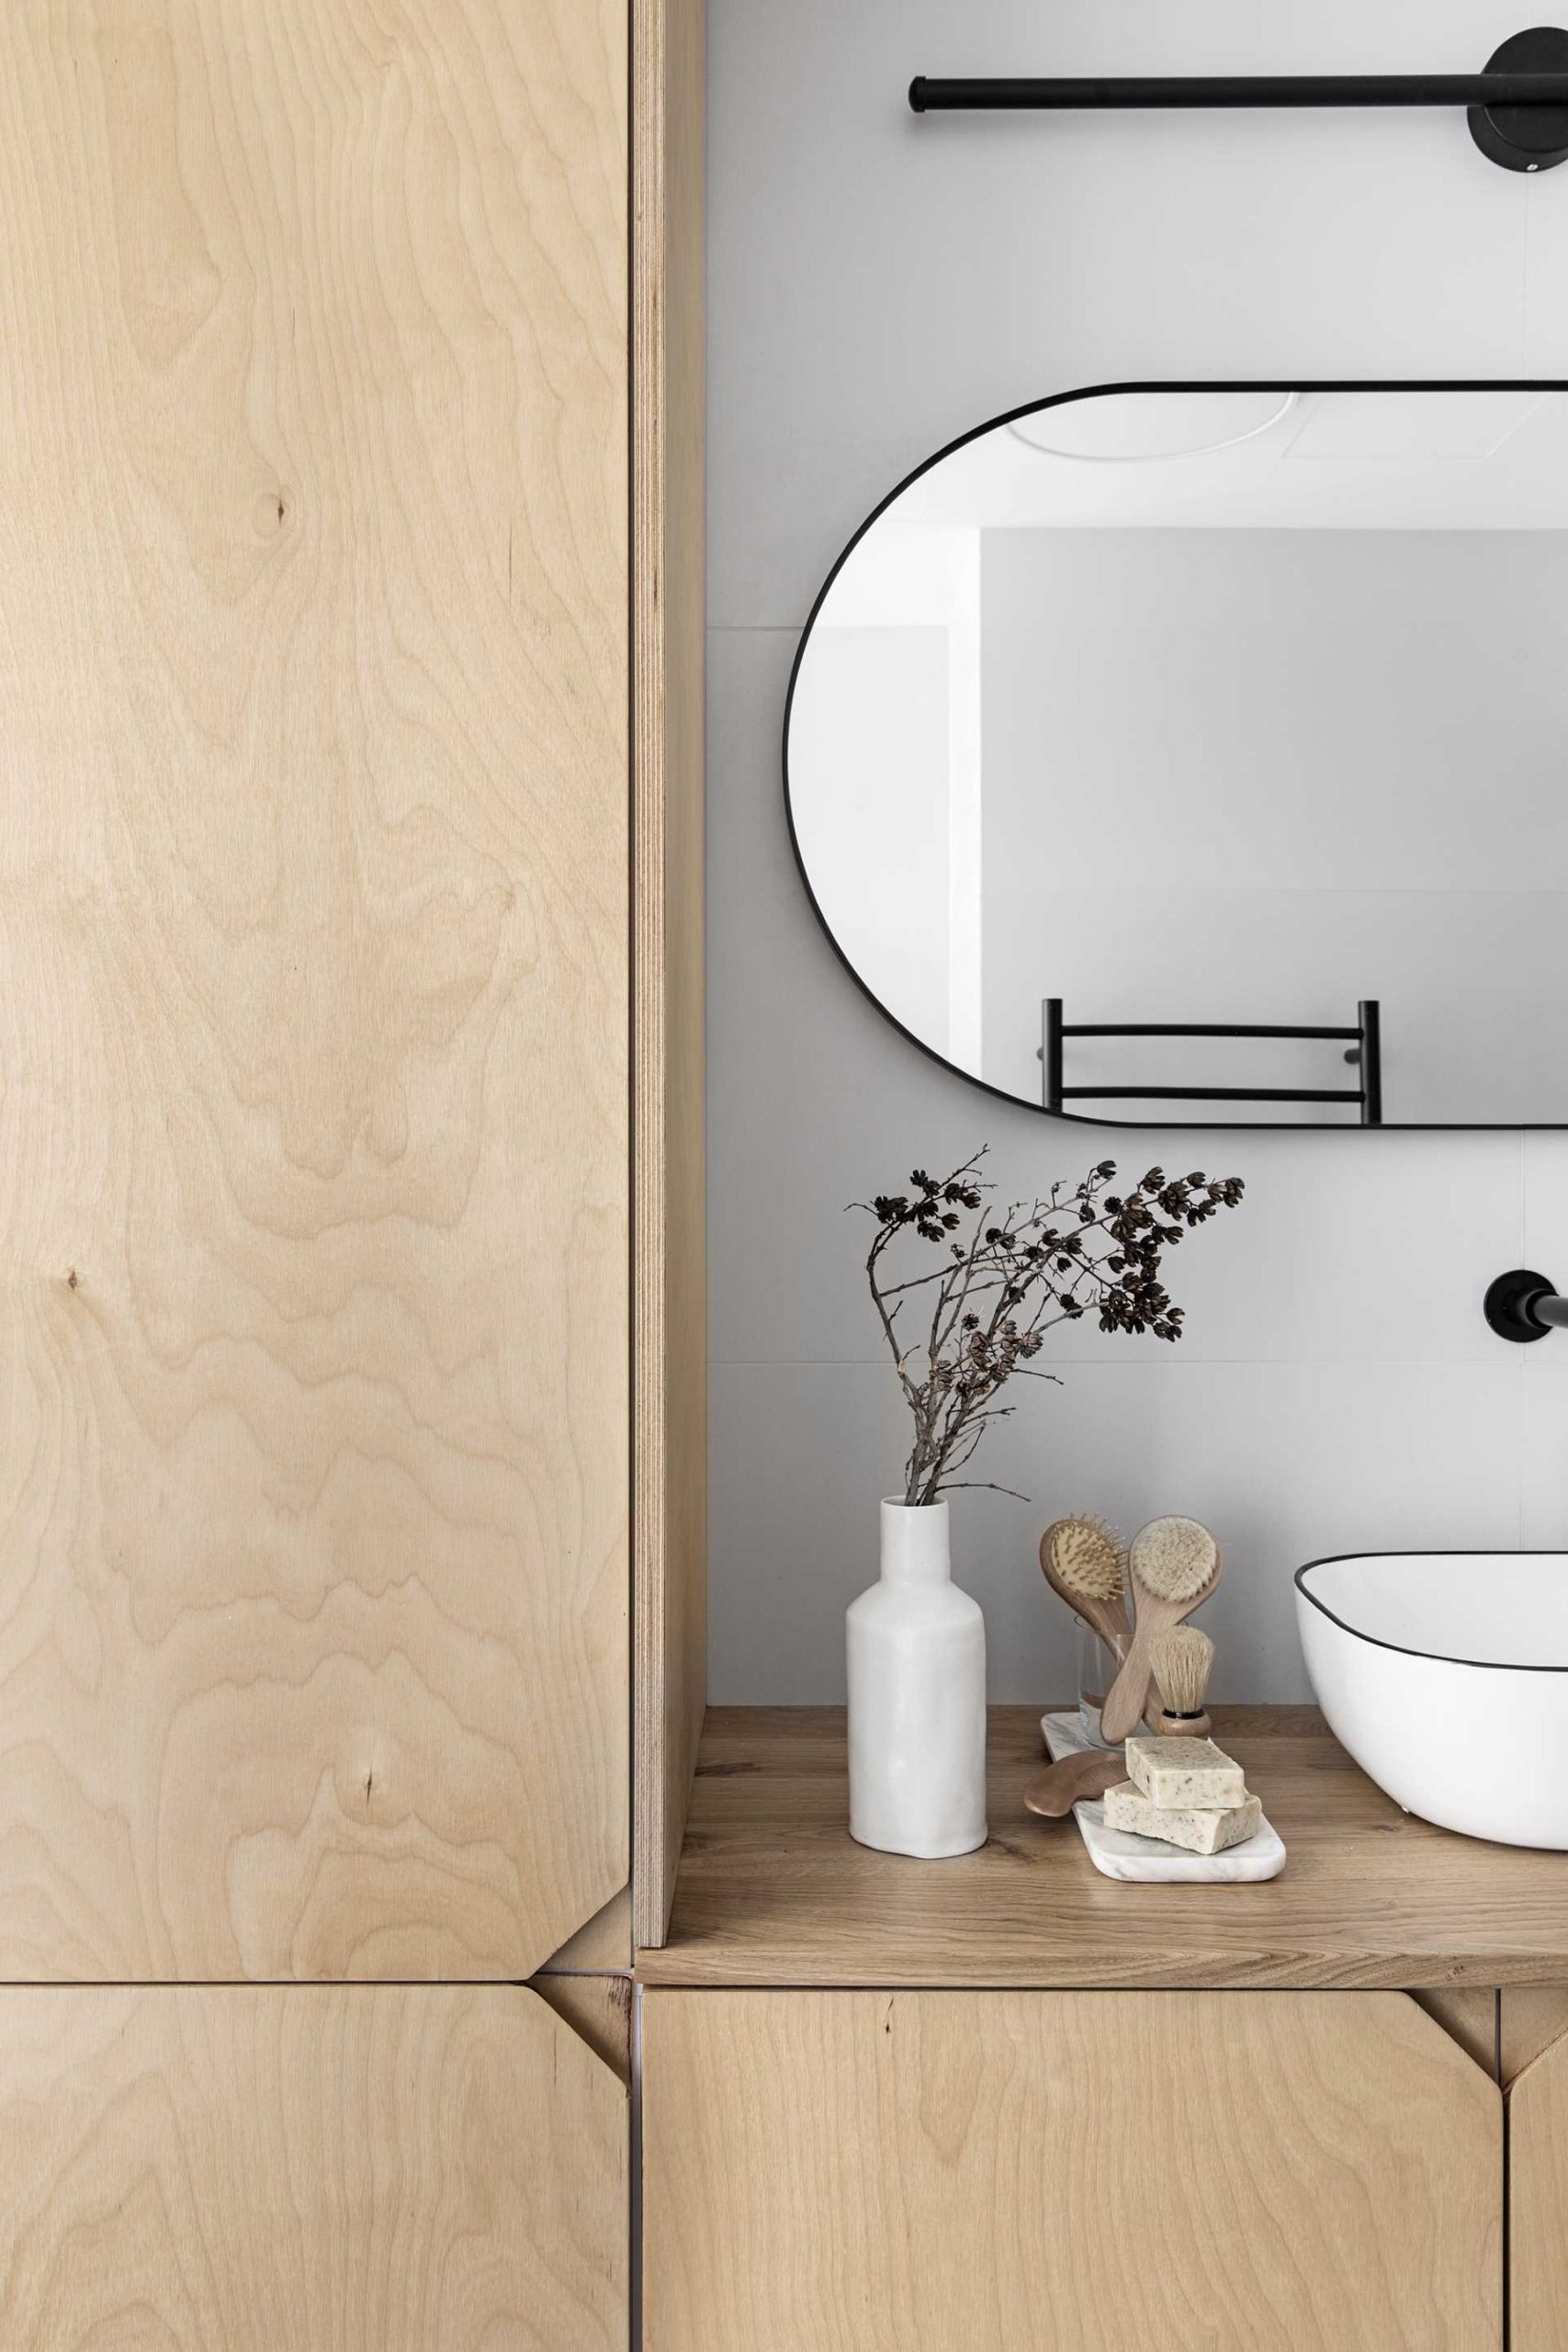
[1149,1624,1215,1738]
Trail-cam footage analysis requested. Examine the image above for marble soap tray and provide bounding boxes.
[1041,1711,1287,1883]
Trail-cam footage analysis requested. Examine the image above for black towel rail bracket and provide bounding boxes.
[909,28,1568,173]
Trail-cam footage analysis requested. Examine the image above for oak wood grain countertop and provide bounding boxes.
[637,1706,1568,1990]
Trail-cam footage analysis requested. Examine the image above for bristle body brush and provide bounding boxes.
[1100,1517,1223,1743]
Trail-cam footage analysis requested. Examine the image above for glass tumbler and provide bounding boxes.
[1076,1624,1122,1748]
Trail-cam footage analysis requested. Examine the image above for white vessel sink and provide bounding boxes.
[1295,1553,1568,1849]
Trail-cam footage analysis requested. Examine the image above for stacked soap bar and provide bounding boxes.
[1103,1736,1262,1856]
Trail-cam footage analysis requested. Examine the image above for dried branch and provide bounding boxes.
[855,1148,1245,1505]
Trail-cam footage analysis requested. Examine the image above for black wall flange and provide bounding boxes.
[1484,1267,1568,1340]
[909,27,1568,173]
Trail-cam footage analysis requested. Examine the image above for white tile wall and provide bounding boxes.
[707,0,1568,1702]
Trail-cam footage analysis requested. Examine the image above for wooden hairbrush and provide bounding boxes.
[1039,1516,1131,1657]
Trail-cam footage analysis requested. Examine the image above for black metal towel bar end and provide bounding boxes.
[908,74,1568,111]
[909,30,1568,172]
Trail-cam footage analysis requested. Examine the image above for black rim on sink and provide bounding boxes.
[1294,1552,1568,1674]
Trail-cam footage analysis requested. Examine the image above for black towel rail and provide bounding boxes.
[909,30,1568,174]
[1041,1000,1382,1125]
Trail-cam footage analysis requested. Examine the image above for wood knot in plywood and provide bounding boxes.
[253,487,290,537]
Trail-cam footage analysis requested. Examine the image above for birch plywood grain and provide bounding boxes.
[0,1,627,1975]
[1511,2022,1568,2350]
[643,1988,1501,2352]
[0,1986,626,2350]
[633,0,707,1951]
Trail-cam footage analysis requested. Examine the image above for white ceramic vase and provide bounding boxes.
[846,1497,987,1858]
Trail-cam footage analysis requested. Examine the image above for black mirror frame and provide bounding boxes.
[782,376,1568,1133]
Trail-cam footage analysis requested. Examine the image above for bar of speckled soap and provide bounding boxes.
[1103,1781,1263,1856]
[1125,1735,1246,1811]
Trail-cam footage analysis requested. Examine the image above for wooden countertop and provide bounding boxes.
[637,1705,1568,1990]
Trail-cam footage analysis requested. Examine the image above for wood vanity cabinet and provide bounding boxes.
[642,1987,1502,2352]
[637,1714,1568,2352]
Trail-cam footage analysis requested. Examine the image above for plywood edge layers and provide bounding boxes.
[531,1972,635,2085]
[543,1883,633,1973]
[632,0,707,1951]
[1501,1984,1568,2083]
[1413,1988,1499,2079]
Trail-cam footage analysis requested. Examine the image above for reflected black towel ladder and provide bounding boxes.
[1041,999,1382,1124]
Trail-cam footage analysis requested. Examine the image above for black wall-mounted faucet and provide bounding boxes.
[1485,1268,1568,1340]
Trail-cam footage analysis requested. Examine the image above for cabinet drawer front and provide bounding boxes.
[644,1987,1501,2352]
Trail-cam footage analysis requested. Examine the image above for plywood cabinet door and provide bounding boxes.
[643,1988,1502,2352]
[1510,2017,1568,2350]
[0,1985,626,2349]
[0,0,627,1977]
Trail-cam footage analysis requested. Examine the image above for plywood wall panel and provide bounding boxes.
[0,0,627,1977]
[0,1984,626,2349]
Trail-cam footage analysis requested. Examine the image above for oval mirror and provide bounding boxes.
[784,380,1568,1126]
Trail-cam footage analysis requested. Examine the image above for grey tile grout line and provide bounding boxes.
[1517,1126,1529,1558]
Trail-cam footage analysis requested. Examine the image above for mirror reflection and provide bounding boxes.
[785,385,1568,1125]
